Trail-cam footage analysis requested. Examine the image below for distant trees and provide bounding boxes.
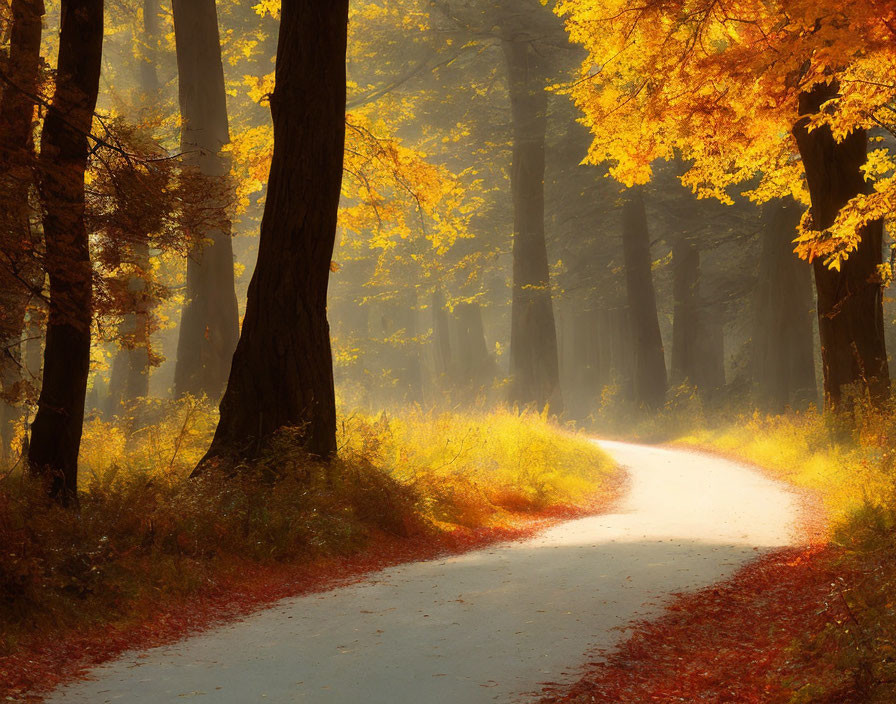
[27,0,104,504]
[753,199,817,411]
[502,20,563,413]
[105,0,162,417]
[199,0,350,467]
[415,0,566,413]
[621,188,666,408]
[558,0,896,408]
[171,0,240,403]
[670,239,701,388]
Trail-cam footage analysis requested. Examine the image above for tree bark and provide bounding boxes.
[621,187,667,408]
[106,0,160,415]
[753,198,818,411]
[0,0,44,460]
[171,0,240,403]
[502,38,563,413]
[793,81,889,408]
[671,239,700,386]
[28,0,104,505]
[198,0,348,469]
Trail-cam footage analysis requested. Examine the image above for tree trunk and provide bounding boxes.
[502,38,563,413]
[594,307,612,396]
[198,0,348,469]
[793,81,889,408]
[621,187,667,408]
[697,313,726,397]
[107,0,159,414]
[104,347,127,417]
[671,239,700,386]
[28,0,104,505]
[124,240,152,404]
[0,0,44,461]
[382,294,424,406]
[452,302,493,392]
[431,290,453,382]
[172,0,240,403]
[753,198,818,411]
[23,306,43,387]
[608,306,634,399]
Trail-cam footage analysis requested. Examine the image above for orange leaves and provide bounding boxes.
[556,0,896,270]
[539,547,846,704]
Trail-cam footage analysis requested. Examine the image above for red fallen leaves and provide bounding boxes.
[0,500,612,703]
[538,545,853,704]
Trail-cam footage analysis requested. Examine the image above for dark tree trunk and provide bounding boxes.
[172,0,239,403]
[502,38,563,413]
[621,187,667,408]
[28,0,104,505]
[198,0,348,469]
[753,198,818,411]
[671,239,700,386]
[0,0,44,460]
[793,81,889,408]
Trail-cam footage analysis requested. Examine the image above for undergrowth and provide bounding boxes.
[0,401,615,661]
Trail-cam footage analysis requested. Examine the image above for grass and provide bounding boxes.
[0,400,617,693]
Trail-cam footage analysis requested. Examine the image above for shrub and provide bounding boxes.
[0,400,616,657]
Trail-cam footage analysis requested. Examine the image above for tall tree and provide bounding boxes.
[558,0,895,408]
[28,0,104,504]
[670,238,700,386]
[754,198,818,411]
[171,0,240,403]
[198,0,349,469]
[0,0,44,458]
[793,82,888,408]
[105,0,161,416]
[621,187,666,408]
[502,32,563,413]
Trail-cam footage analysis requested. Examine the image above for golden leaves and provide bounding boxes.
[556,0,896,269]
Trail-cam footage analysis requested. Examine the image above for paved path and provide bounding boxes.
[48,440,801,704]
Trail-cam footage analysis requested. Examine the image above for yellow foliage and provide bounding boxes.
[2,401,618,656]
[556,0,896,270]
[342,407,615,518]
[675,409,896,525]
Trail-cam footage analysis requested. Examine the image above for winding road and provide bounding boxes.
[48,440,802,704]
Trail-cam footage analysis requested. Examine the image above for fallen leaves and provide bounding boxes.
[538,546,852,704]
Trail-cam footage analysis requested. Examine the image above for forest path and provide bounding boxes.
[47,440,801,704]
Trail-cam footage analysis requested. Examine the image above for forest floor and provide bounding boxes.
[43,440,801,704]
[1,408,621,702]
[539,410,896,704]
